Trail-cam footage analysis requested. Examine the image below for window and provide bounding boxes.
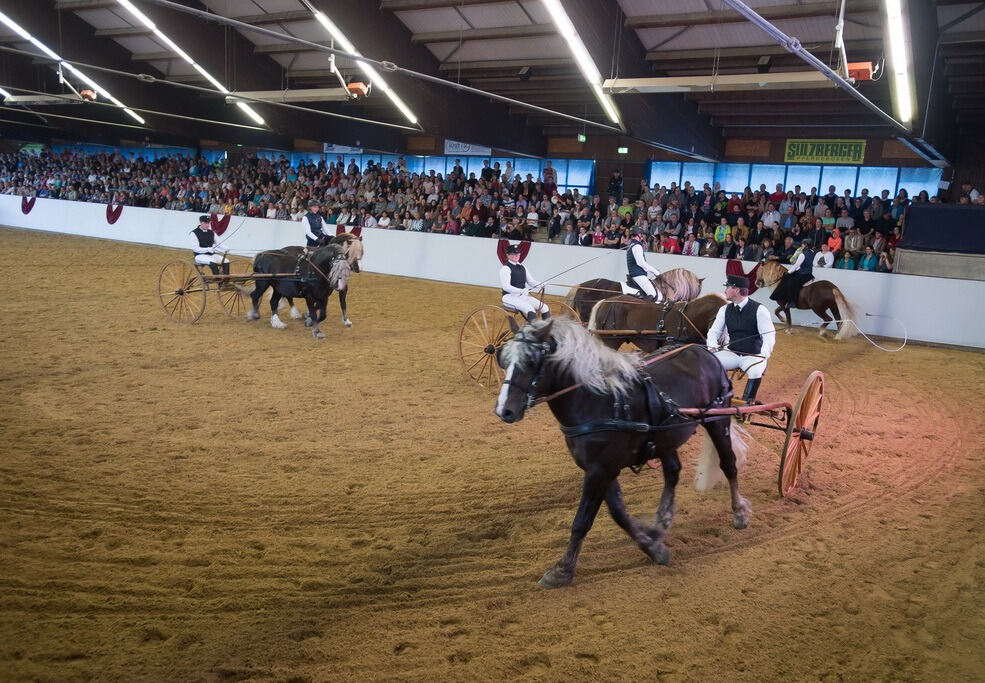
[856,166,899,199]
[403,157,425,175]
[749,164,787,193]
[784,165,821,195]
[713,163,750,194]
[648,161,681,190]
[820,166,859,197]
[513,158,541,181]
[682,162,714,190]
[566,160,595,195]
[896,167,942,199]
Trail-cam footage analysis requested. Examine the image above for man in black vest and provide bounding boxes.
[304,201,329,248]
[190,215,229,275]
[707,274,776,403]
[626,226,662,301]
[500,244,549,322]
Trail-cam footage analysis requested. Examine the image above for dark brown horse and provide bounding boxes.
[587,293,727,352]
[494,318,751,588]
[755,261,857,339]
[565,268,703,322]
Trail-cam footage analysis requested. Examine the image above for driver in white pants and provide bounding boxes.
[190,214,229,275]
[500,243,550,323]
[707,274,776,403]
[626,226,662,301]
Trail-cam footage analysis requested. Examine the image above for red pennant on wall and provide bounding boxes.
[497,239,531,265]
[106,202,123,225]
[337,225,362,237]
[726,259,761,295]
[211,213,231,236]
[21,196,36,214]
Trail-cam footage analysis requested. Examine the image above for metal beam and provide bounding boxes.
[940,30,985,45]
[605,72,835,94]
[55,0,118,8]
[627,0,880,29]
[696,100,872,115]
[646,39,883,62]
[132,51,175,61]
[94,27,154,38]
[411,24,554,44]
[233,10,314,25]
[438,58,572,72]
[722,126,896,137]
[254,41,332,55]
[381,0,505,9]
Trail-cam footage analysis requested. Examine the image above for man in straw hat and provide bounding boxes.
[707,274,776,404]
[500,244,550,323]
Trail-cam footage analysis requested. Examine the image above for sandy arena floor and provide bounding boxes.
[0,227,983,681]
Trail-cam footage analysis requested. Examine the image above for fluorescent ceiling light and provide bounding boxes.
[540,0,622,126]
[310,9,418,125]
[0,87,12,98]
[884,0,912,124]
[0,10,145,124]
[115,0,265,126]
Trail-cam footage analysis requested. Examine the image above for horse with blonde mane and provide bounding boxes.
[494,317,751,588]
[565,268,703,322]
[755,261,857,339]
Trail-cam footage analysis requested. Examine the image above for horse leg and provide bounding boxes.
[655,450,681,533]
[338,287,352,327]
[306,294,324,340]
[604,480,670,565]
[269,290,287,329]
[705,420,751,530]
[247,279,269,321]
[778,305,794,335]
[540,467,610,588]
[287,297,303,320]
[813,302,833,339]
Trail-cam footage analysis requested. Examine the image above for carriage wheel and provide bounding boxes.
[548,300,580,322]
[215,259,254,319]
[778,370,825,497]
[158,260,207,324]
[459,306,515,390]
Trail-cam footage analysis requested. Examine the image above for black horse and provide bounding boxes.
[246,243,352,340]
[277,234,363,328]
[495,317,750,588]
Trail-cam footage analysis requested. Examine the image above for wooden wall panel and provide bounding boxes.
[406,135,436,153]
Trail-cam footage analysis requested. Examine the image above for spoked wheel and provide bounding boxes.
[547,300,580,322]
[158,260,207,324]
[215,259,254,318]
[778,370,825,497]
[459,306,515,390]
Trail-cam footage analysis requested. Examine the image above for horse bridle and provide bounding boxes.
[500,334,556,410]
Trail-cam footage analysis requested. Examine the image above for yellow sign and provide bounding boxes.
[784,139,866,164]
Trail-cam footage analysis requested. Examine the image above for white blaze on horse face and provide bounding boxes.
[495,362,516,417]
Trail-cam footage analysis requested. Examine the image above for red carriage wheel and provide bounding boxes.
[778,370,825,497]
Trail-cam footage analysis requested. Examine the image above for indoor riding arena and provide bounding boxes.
[2,0,985,680]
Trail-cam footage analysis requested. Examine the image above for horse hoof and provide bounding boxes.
[246,311,259,321]
[344,319,353,328]
[538,566,573,589]
[732,499,752,529]
[304,318,313,328]
[644,540,671,565]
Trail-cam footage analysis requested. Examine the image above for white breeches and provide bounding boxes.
[713,350,768,379]
[631,274,660,300]
[194,252,225,265]
[502,293,550,316]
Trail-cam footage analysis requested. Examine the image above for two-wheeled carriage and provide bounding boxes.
[156,258,265,323]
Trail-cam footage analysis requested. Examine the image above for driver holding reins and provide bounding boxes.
[707,274,776,404]
[626,226,662,302]
[304,200,330,248]
[190,214,229,275]
[500,244,550,323]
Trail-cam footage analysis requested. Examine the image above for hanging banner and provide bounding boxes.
[323,144,363,154]
[784,139,866,164]
[443,139,492,156]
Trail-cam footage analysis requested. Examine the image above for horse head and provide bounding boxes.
[495,318,555,424]
[756,261,785,288]
[332,232,364,272]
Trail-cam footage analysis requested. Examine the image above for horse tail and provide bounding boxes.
[832,286,859,341]
[587,298,607,332]
[564,284,579,311]
[695,419,750,492]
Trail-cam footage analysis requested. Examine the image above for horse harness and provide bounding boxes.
[293,248,346,286]
[510,338,733,474]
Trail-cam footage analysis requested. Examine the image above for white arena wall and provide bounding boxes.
[3,195,984,349]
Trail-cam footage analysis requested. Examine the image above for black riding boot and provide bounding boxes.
[208,263,220,275]
[221,262,230,275]
[526,311,538,323]
[742,378,762,404]
[541,311,551,321]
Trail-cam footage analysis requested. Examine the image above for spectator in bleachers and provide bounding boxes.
[843,226,864,261]
[815,242,835,268]
[835,249,856,270]
[879,246,896,273]
[682,233,700,257]
[858,245,879,271]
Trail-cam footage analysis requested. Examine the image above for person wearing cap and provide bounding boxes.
[303,201,329,248]
[500,244,550,323]
[707,274,776,403]
[626,225,663,301]
[770,238,815,308]
[190,214,229,275]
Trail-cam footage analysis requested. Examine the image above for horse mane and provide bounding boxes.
[328,256,351,290]
[660,268,702,301]
[758,261,786,286]
[503,318,641,397]
[331,233,364,265]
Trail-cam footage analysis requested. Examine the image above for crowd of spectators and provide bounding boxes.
[3,146,981,276]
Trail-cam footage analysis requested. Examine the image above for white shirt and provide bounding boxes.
[629,241,661,277]
[815,251,835,268]
[499,261,540,294]
[707,298,776,358]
